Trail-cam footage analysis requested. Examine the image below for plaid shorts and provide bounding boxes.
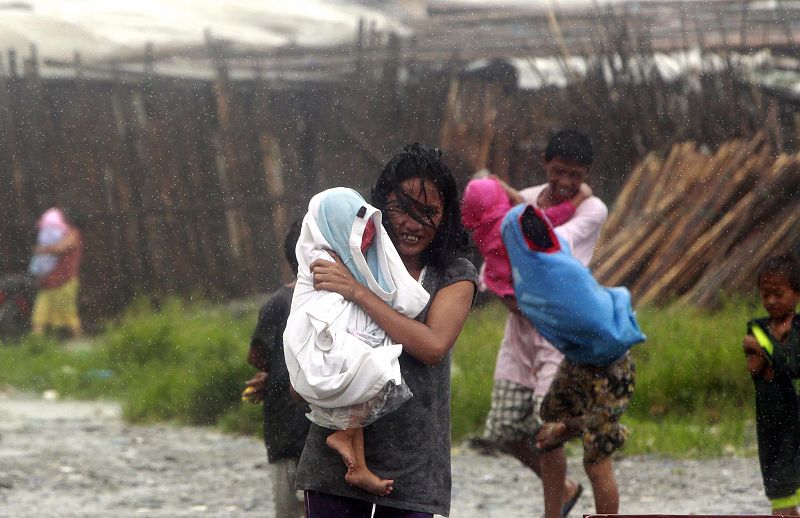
[540,352,635,464]
[483,379,543,448]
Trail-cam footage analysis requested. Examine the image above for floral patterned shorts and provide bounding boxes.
[540,352,635,464]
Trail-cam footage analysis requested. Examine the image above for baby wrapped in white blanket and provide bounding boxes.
[283,187,430,495]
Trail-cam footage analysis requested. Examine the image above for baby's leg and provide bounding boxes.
[344,428,394,496]
[326,428,357,470]
[536,360,587,452]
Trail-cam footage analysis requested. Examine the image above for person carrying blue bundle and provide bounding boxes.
[501,202,645,514]
[464,166,643,515]
[283,187,430,497]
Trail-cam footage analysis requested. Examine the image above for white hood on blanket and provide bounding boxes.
[283,187,430,409]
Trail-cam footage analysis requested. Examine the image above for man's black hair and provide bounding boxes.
[757,253,800,292]
[283,217,302,276]
[371,143,467,268]
[544,129,593,166]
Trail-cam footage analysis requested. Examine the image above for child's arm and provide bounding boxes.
[489,174,524,204]
[542,201,575,227]
[743,334,774,380]
[492,175,594,227]
[244,338,271,403]
[570,183,593,209]
[245,295,289,401]
[242,370,268,403]
[247,340,270,372]
[544,183,594,226]
[549,192,607,258]
[310,257,475,366]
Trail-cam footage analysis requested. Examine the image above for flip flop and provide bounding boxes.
[561,483,583,518]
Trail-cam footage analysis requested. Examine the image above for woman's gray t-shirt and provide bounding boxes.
[294,257,477,516]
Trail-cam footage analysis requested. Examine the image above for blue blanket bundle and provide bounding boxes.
[501,204,646,366]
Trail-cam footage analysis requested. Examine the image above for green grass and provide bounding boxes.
[621,414,757,458]
[630,301,756,418]
[0,297,261,434]
[451,303,507,442]
[0,296,765,458]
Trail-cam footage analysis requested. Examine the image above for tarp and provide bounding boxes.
[0,0,408,63]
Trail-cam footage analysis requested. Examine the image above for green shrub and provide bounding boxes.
[0,297,262,432]
[99,298,258,426]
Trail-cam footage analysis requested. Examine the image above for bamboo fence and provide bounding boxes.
[0,7,788,321]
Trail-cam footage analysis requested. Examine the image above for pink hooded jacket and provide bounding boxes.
[461,178,515,298]
[462,177,578,298]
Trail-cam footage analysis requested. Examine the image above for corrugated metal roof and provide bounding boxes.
[465,49,774,90]
[0,0,408,63]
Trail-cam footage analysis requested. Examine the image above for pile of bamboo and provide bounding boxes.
[592,131,800,308]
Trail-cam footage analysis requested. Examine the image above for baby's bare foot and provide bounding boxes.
[345,466,394,496]
[326,432,355,470]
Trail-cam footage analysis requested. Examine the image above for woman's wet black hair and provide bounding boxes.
[757,253,800,291]
[371,143,467,268]
[284,217,303,276]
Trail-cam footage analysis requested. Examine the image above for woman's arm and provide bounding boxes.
[311,258,475,366]
[35,228,78,255]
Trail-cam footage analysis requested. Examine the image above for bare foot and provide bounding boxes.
[326,432,355,470]
[345,465,394,496]
[536,422,578,451]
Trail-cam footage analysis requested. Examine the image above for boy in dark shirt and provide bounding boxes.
[243,220,309,518]
[743,253,800,515]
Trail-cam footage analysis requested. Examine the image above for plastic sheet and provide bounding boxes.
[306,381,413,430]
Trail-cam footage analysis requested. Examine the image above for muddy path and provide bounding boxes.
[0,393,769,517]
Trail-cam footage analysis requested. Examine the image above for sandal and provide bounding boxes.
[561,483,583,518]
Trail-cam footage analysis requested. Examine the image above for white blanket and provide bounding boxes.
[283,188,430,409]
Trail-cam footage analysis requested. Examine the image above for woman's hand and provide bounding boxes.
[310,253,363,302]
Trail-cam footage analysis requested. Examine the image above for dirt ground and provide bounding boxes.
[0,391,770,517]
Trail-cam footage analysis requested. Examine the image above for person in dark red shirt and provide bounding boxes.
[30,207,83,338]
